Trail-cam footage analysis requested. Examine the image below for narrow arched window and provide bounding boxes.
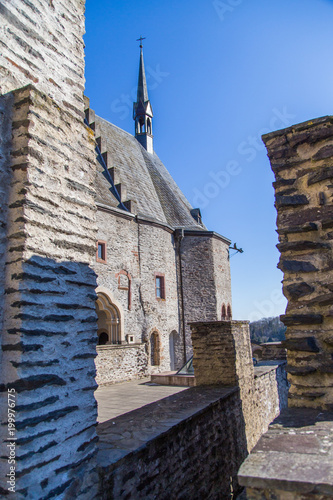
[227,304,232,320]
[221,304,227,320]
[138,117,145,133]
[169,330,178,370]
[150,332,160,366]
[147,117,152,135]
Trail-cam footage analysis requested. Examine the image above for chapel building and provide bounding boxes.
[86,45,233,384]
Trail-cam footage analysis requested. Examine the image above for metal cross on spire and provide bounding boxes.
[136,36,146,48]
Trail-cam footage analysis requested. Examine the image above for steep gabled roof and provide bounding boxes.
[94,115,205,230]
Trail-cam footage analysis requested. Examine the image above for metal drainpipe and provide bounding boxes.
[175,228,187,365]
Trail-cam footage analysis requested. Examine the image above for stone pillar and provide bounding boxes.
[0,1,100,498]
[0,84,98,499]
[190,321,253,386]
[190,321,261,450]
[238,117,333,499]
[263,116,333,410]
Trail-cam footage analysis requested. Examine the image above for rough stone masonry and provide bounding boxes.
[0,1,99,498]
[263,116,333,410]
[238,117,333,499]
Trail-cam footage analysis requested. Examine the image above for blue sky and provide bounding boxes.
[84,0,333,321]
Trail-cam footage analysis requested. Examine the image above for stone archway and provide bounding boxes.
[95,291,123,344]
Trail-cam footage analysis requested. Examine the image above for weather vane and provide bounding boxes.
[136,36,146,48]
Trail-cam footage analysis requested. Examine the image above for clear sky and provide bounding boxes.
[84,0,333,321]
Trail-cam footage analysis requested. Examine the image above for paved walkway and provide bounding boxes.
[95,378,189,423]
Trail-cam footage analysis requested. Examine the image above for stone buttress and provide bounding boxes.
[0,1,100,498]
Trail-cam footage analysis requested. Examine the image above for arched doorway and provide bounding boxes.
[98,331,109,345]
[96,292,122,344]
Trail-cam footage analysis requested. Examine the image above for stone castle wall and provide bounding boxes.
[0,1,100,498]
[94,208,183,373]
[95,344,148,385]
[97,387,248,500]
[180,233,232,358]
[96,330,288,499]
[0,0,86,115]
[239,117,333,499]
[263,116,333,409]
[190,321,288,451]
[93,208,233,379]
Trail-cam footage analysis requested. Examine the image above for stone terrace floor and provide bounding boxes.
[95,362,284,423]
[95,378,189,423]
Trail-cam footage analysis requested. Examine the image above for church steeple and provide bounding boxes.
[133,38,153,154]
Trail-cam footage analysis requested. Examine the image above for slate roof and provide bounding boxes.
[94,115,205,230]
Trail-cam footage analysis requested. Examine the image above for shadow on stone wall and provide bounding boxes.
[0,256,99,499]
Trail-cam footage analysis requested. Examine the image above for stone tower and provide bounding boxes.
[133,42,154,153]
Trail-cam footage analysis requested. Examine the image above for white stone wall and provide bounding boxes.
[0,1,100,497]
[0,84,99,500]
[94,210,181,374]
[0,0,86,115]
[95,344,148,385]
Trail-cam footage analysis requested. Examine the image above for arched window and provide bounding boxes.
[98,331,109,345]
[138,117,145,133]
[96,293,121,345]
[221,304,227,320]
[169,330,178,370]
[147,117,152,135]
[227,304,232,320]
[150,331,160,366]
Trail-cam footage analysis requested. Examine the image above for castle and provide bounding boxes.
[0,1,332,499]
[89,42,232,384]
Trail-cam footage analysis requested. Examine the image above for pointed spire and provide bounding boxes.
[137,46,149,104]
[133,37,154,154]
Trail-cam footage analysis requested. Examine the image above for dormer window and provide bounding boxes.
[190,208,202,225]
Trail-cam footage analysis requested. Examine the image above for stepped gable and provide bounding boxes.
[94,115,204,230]
[94,151,120,209]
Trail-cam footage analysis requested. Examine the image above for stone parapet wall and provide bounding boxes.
[239,408,333,499]
[95,344,148,385]
[0,85,99,498]
[97,386,248,499]
[190,321,288,451]
[263,116,333,409]
[253,363,289,440]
